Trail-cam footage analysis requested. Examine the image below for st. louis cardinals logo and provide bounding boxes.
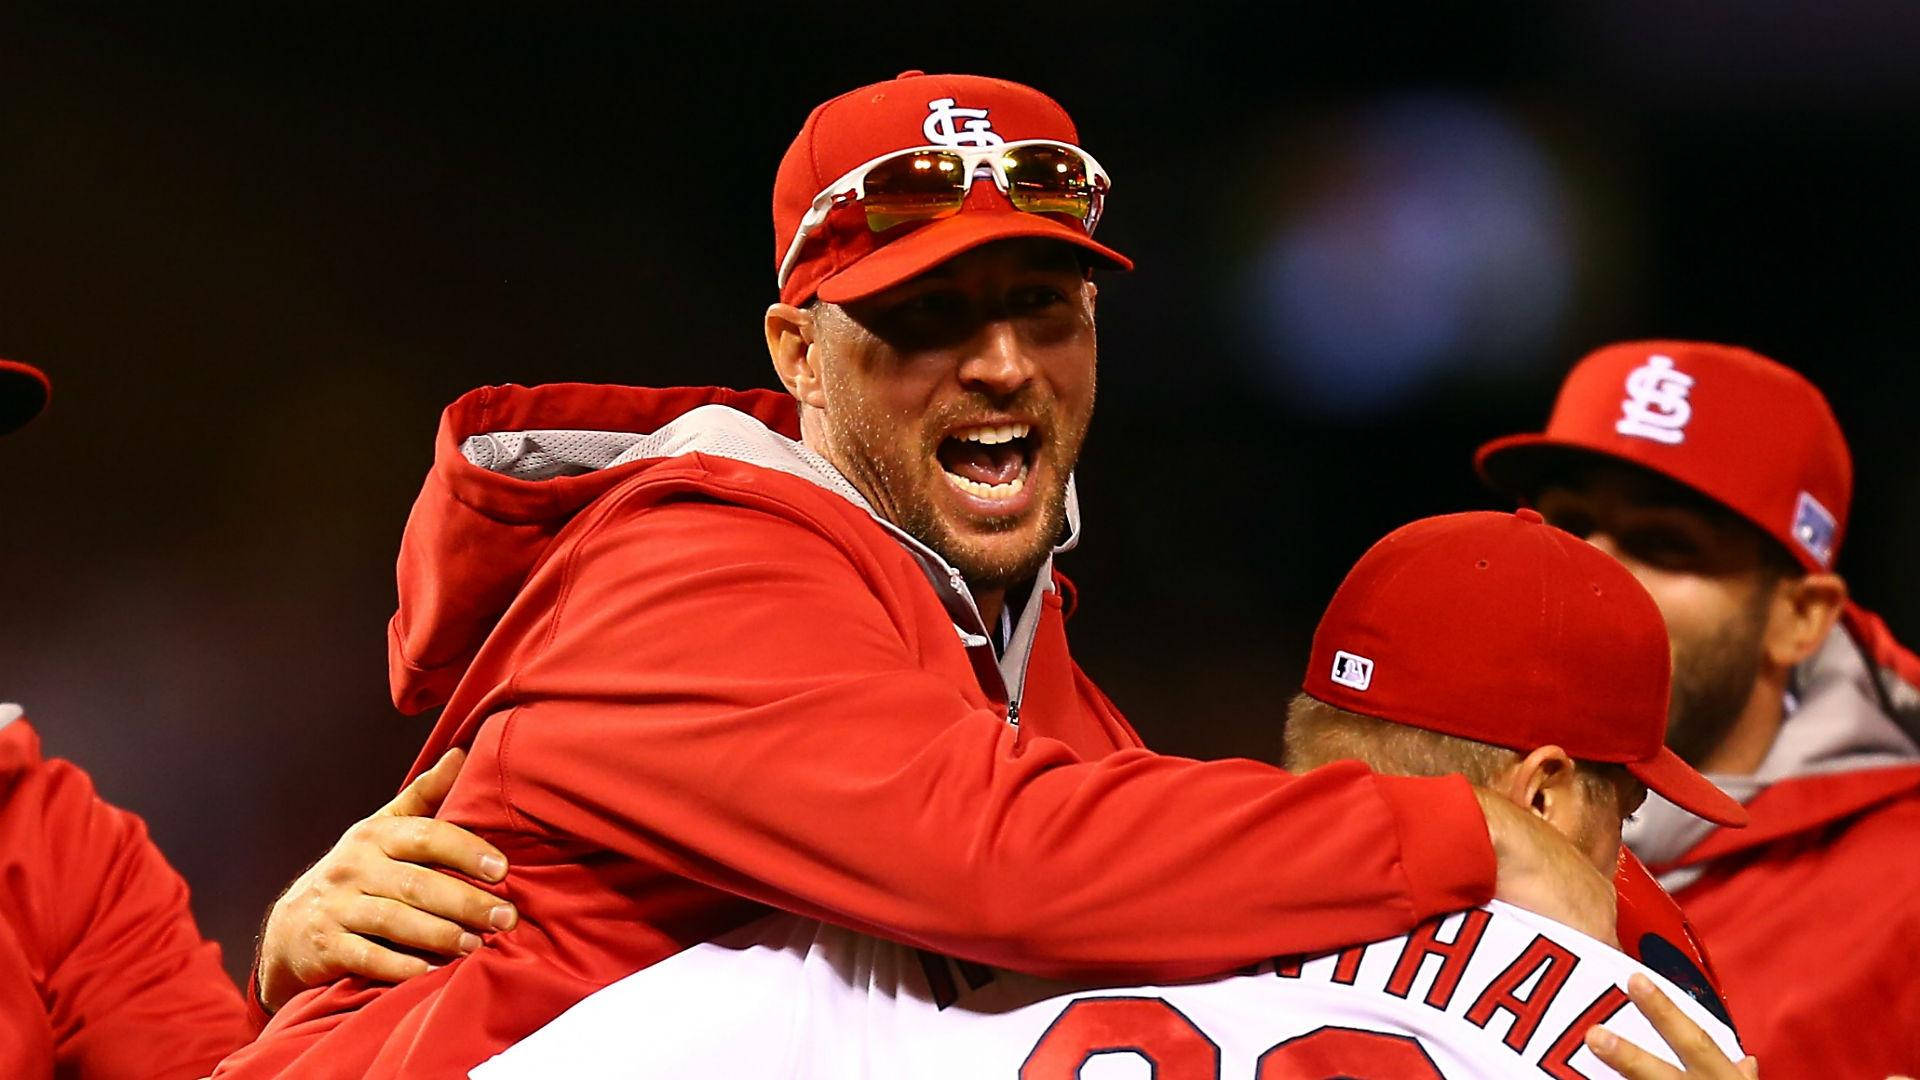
[923,98,1003,147]
[1615,354,1696,446]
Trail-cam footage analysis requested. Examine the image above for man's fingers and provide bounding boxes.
[343,896,482,959]
[366,862,517,934]
[381,747,467,819]
[367,813,509,884]
[1586,1024,1677,1079]
[1624,973,1722,1067]
[332,932,438,985]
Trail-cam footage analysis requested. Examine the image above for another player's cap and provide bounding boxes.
[772,70,1132,307]
[1475,341,1851,573]
[1304,509,1748,828]
[0,359,50,435]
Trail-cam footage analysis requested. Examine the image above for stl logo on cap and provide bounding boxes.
[1615,354,1696,445]
[1330,650,1374,692]
[922,97,1002,147]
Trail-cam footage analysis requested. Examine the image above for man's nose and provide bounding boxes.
[956,320,1035,397]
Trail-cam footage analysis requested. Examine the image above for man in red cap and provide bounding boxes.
[469,509,1752,1080]
[0,360,526,1076]
[1478,341,1920,1076]
[213,72,1620,1079]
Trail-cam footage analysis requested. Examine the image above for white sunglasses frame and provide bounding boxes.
[776,138,1112,291]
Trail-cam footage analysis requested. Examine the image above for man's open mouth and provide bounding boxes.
[936,422,1037,503]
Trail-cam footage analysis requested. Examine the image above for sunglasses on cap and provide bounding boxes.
[775,139,1112,290]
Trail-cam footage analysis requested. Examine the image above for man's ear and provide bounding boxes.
[765,303,825,409]
[1764,572,1848,669]
[1501,746,1582,833]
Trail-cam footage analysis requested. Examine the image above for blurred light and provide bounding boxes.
[1239,96,1576,416]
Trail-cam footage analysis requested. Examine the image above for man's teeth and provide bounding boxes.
[953,423,1030,446]
[947,473,1026,500]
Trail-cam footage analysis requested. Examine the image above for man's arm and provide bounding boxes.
[26,758,253,1080]
[491,495,1502,981]
[252,747,517,1015]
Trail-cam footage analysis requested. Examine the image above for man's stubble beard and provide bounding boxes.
[1665,589,1772,769]
[820,390,1089,596]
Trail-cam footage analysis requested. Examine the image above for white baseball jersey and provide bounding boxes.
[472,900,1741,1079]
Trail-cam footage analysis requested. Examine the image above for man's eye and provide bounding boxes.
[1011,286,1067,310]
[895,292,965,317]
[1624,529,1697,562]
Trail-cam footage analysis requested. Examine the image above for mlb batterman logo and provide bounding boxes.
[1330,650,1374,692]
[923,98,1002,147]
[1615,354,1695,446]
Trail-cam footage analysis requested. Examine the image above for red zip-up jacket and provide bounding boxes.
[215,383,1496,1078]
[0,709,252,1078]
[1649,607,1920,1077]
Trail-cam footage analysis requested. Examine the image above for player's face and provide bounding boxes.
[808,239,1097,594]
[1534,464,1781,768]
[1566,773,1649,875]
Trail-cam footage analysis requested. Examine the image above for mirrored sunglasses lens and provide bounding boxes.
[861,151,968,231]
[1002,144,1096,221]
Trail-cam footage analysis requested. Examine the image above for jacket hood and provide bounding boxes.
[387,382,1085,717]
[387,383,802,714]
[1627,601,1920,883]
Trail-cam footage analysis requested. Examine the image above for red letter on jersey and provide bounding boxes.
[1464,935,1580,1052]
[1537,985,1631,1080]
[1384,908,1492,1010]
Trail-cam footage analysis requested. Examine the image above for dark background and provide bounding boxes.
[2,3,1916,985]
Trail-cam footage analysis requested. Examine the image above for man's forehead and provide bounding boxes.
[1547,458,1733,521]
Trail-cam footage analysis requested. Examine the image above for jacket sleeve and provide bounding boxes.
[25,758,253,1079]
[495,493,1496,982]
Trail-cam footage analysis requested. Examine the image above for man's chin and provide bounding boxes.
[923,516,1058,594]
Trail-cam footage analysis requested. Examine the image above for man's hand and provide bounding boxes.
[1585,973,1759,1078]
[254,748,518,1013]
[1474,788,1618,946]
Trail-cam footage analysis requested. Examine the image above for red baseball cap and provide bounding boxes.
[1304,509,1748,828]
[772,71,1132,307]
[0,359,50,435]
[1476,341,1851,573]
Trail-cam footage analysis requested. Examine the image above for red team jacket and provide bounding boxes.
[1648,607,1920,1077]
[0,710,251,1079]
[215,383,1499,1078]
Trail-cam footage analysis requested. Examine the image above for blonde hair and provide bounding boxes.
[1281,693,1631,804]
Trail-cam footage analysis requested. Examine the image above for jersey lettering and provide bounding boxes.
[1384,907,1493,1010]
[1537,986,1631,1080]
[1464,935,1581,1052]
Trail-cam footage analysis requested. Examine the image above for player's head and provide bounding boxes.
[1475,342,1850,767]
[1283,509,1748,875]
[762,72,1130,593]
[0,359,50,437]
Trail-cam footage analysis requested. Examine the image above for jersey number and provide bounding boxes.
[1021,997,1447,1079]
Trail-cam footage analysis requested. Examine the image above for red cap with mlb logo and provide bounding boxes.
[1304,509,1748,827]
[1474,341,1852,573]
[772,70,1131,307]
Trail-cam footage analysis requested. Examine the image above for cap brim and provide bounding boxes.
[0,360,50,436]
[1629,746,1749,828]
[816,210,1132,306]
[1473,433,1631,503]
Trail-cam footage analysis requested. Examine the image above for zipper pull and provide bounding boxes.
[1005,701,1020,728]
